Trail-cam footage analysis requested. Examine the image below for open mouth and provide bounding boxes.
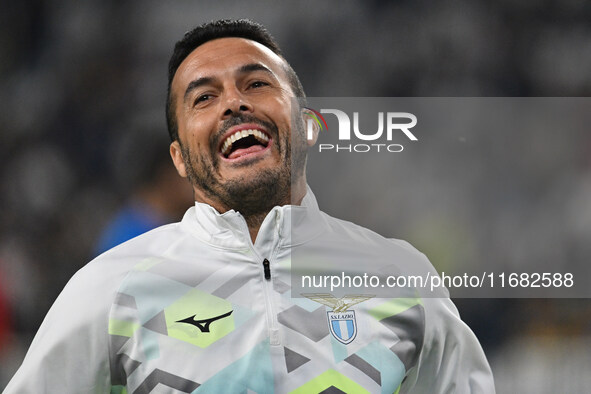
[220,128,271,160]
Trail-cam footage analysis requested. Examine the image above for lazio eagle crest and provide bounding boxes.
[303,293,374,345]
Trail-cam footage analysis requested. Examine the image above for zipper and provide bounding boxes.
[261,257,280,345]
[263,258,271,280]
[236,215,281,346]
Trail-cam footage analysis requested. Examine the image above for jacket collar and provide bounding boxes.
[180,186,329,250]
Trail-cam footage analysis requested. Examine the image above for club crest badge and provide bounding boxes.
[327,310,357,344]
[302,293,374,345]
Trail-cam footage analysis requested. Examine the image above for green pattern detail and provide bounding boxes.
[165,288,235,348]
[110,385,127,394]
[134,257,162,271]
[289,369,369,394]
[368,298,422,322]
[108,319,140,338]
[394,384,401,394]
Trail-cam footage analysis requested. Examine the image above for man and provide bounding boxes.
[6,19,494,393]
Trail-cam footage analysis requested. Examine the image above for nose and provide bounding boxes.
[222,88,253,118]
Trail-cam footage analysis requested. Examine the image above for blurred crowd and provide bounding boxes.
[1,1,591,391]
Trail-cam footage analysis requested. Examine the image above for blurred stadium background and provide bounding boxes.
[1,1,591,392]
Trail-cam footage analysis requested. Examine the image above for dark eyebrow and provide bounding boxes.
[237,63,274,76]
[183,76,214,103]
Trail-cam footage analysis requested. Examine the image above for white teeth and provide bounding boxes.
[221,128,270,157]
[222,139,231,154]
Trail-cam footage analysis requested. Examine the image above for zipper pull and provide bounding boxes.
[263,259,271,280]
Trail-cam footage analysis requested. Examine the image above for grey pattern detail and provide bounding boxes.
[114,292,137,309]
[284,347,311,373]
[133,369,200,394]
[319,386,347,394]
[277,305,329,342]
[345,353,381,385]
[212,266,251,298]
[149,260,217,287]
[143,311,168,335]
[274,279,291,294]
[380,304,425,371]
[110,334,131,354]
[120,353,142,375]
[110,352,142,386]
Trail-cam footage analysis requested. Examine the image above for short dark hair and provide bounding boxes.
[165,19,306,142]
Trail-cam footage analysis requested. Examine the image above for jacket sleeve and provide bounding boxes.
[401,296,496,393]
[4,260,116,393]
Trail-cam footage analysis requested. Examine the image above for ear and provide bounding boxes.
[170,141,188,178]
[302,108,319,147]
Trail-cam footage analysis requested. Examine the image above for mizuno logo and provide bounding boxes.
[176,310,233,333]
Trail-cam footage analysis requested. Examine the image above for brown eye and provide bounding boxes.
[195,95,211,104]
[250,81,268,88]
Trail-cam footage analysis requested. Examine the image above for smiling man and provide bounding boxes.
[167,33,311,241]
[6,20,494,393]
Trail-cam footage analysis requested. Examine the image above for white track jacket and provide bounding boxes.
[5,189,494,393]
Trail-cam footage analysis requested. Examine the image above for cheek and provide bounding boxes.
[265,96,293,129]
[183,117,216,147]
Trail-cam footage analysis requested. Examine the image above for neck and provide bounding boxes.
[244,179,308,243]
[243,212,268,243]
[195,179,308,243]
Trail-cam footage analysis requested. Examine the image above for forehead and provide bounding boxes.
[172,37,288,91]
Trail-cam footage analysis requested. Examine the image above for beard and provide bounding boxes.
[179,113,308,217]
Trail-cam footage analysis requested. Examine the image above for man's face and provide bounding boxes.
[169,37,310,215]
